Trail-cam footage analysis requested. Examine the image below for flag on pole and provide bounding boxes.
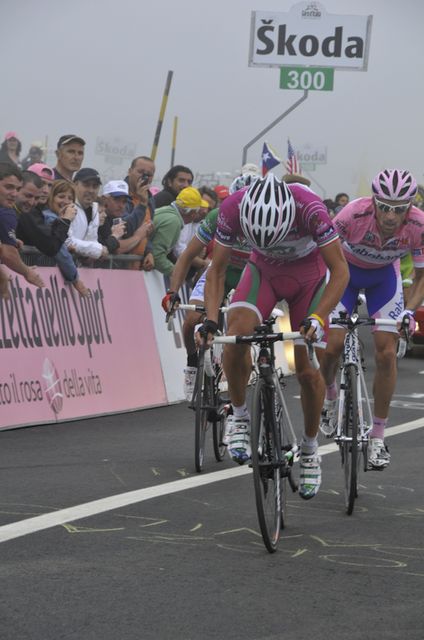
[286,138,301,175]
[261,141,282,177]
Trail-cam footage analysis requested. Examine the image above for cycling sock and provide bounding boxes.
[370,416,387,440]
[187,352,198,368]
[233,403,248,418]
[325,382,338,401]
[301,435,318,455]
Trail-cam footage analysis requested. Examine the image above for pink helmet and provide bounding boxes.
[372,169,417,201]
[240,173,295,249]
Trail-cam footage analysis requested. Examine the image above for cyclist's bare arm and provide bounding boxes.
[169,236,207,293]
[402,266,424,311]
[315,240,349,320]
[204,242,231,324]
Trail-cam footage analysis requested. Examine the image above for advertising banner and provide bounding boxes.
[249,2,372,70]
[0,267,167,430]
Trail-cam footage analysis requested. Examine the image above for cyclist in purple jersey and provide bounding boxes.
[320,169,424,469]
[199,173,349,499]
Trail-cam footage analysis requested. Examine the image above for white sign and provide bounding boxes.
[95,136,137,166]
[297,143,327,165]
[249,2,372,70]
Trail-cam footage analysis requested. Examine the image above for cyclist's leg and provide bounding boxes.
[278,253,328,498]
[320,263,359,388]
[183,270,207,400]
[366,263,401,468]
[224,260,277,464]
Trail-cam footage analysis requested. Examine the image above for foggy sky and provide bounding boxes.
[1,0,423,198]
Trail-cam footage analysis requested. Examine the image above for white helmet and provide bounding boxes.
[240,173,295,248]
[229,173,258,194]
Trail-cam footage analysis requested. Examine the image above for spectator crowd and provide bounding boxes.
[0,129,360,297]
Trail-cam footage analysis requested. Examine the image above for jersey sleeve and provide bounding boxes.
[214,191,244,247]
[196,208,218,245]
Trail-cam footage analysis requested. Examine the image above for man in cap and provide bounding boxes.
[66,167,108,260]
[150,187,209,276]
[98,180,154,256]
[54,134,85,181]
[27,162,55,206]
[214,184,230,204]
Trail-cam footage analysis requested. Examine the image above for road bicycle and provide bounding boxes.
[215,318,317,553]
[167,302,229,473]
[328,310,409,515]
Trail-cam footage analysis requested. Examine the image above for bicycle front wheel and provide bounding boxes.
[251,378,282,553]
[194,350,213,473]
[342,364,359,515]
[212,357,227,462]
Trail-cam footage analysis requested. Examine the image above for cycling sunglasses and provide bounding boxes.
[374,197,411,214]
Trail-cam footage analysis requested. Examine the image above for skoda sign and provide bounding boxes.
[249,2,372,70]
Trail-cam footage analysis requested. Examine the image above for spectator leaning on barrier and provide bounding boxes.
[14,171,43,217]
[16,167,73,258]
[153,164,194,209]
[98,180,154,256]
[27,162,54,206]
[66,167,108,261]
[125,155,156,271]
[150,186,209,276]
[43,180,90,297]
[0,162,44,289]
[53,134,85,181]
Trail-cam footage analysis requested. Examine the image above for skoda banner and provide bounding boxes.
[249,1,372,70]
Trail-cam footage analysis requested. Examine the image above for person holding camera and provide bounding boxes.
[98,180,154,256]
[124,155,156,271]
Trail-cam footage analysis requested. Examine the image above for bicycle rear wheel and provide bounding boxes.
[194,350,213,473]
[342,364,359,515]
[251,378,282,553]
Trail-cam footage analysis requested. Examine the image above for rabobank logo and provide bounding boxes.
[302,3,322,19]
[42,358,63,415]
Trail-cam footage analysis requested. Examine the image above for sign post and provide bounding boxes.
[243,2,372,167]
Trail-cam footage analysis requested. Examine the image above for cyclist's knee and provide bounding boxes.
[297,366,322,390]
[375,346,396,370]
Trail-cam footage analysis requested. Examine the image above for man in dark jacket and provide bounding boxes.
[153,164,193,208]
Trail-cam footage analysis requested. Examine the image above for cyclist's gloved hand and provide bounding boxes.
[198,319,219,343]
[300,315,325,342]
[398,309,416,336]
[161,290,181,314]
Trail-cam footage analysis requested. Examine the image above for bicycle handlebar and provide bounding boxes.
[213,331,319,370]
[330,315,398,328]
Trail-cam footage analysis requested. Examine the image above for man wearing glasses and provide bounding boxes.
[320,169,424,470]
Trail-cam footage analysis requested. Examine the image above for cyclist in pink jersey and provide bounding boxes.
[199,173,349,500]
[320,169,424,469]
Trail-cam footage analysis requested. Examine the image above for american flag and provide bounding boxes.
[286,138,301,175]
[261,141,282,177]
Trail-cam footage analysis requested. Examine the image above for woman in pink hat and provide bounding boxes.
[0,131,22,167]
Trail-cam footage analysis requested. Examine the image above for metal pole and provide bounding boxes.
[151,70,173,162]
[242,90,309,166]
[170,116,178,167]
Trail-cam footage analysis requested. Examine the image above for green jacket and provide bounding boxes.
[150,203,183,275]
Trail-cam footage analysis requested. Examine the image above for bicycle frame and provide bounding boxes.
[334,314,373,449]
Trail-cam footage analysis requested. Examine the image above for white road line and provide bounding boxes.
[0,417,423,544]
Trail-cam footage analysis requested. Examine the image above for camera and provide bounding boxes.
[140,172,150,186]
